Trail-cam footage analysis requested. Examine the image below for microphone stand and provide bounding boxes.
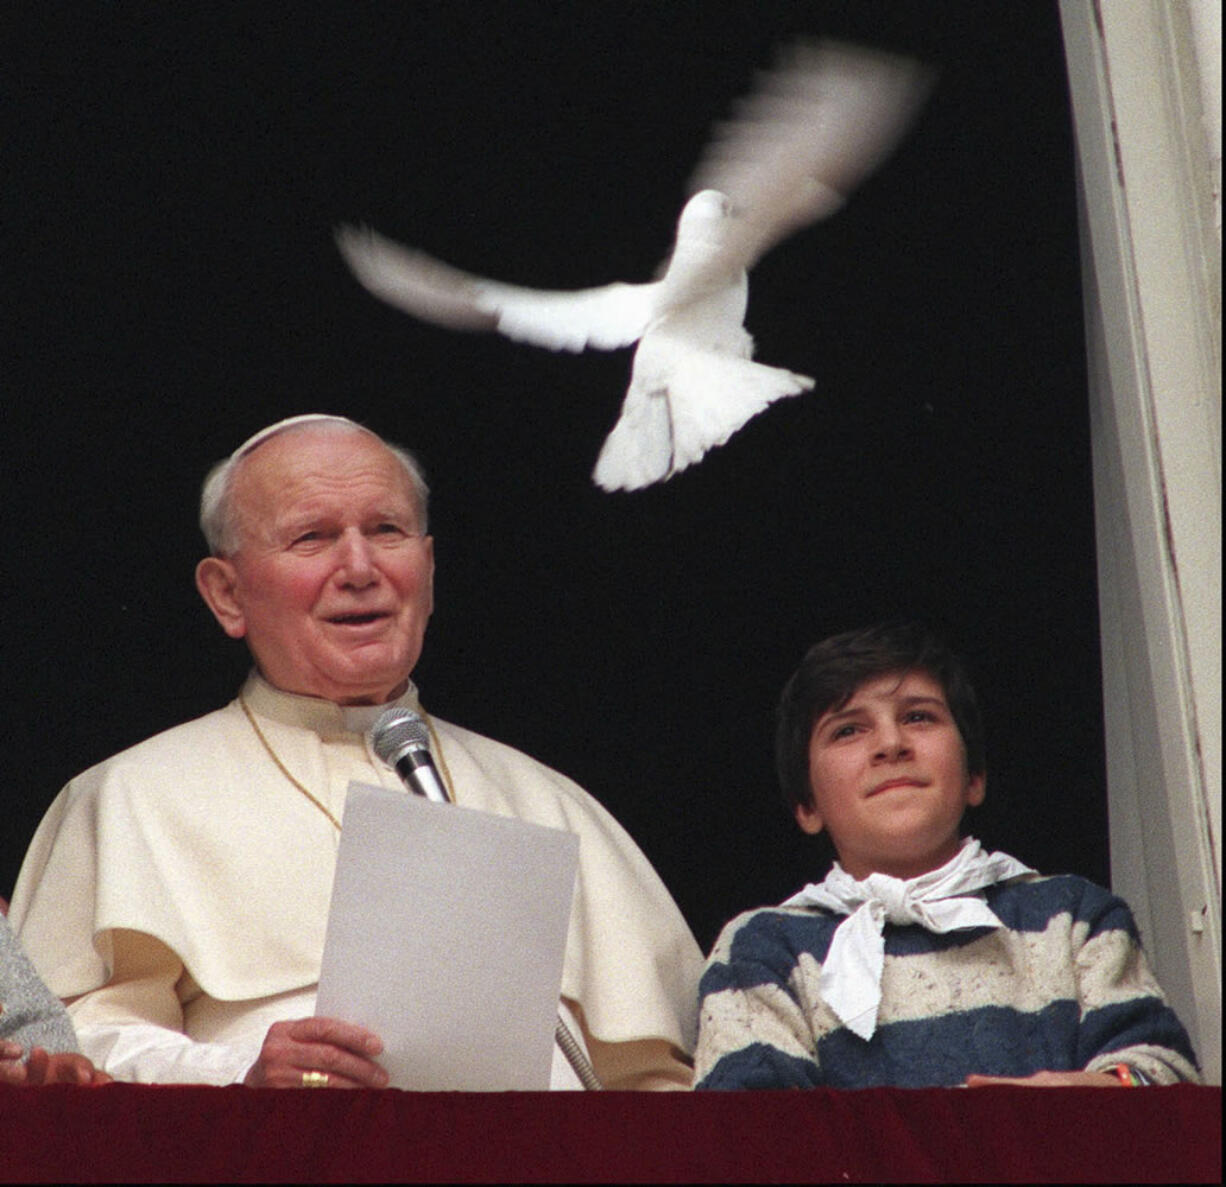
[555,1015,603,1091]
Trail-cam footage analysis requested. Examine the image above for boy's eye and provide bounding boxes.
[830,723,860,740]
[902,709,938,724]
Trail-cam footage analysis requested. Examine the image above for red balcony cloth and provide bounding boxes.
[0,1083,1219,1183]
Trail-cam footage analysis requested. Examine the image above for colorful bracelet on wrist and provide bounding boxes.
[1110,1063,1151,1086]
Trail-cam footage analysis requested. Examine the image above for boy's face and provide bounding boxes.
[797,670,985,880]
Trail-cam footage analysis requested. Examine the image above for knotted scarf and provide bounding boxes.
[783,838,1035,1040]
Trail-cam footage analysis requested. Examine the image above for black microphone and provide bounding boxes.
[371,708,451,804]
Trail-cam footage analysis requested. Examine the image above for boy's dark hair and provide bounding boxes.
[776,621,985,814]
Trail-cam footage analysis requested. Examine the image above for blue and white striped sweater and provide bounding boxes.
[695,874,1199,1089]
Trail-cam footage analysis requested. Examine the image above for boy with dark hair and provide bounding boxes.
[695,622,1199,1089]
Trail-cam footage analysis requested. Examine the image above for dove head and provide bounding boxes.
[677,189,734,240]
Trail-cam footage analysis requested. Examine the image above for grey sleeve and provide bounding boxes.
[1,914,79,1054]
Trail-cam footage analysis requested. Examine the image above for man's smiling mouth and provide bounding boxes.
[327,612,389,626]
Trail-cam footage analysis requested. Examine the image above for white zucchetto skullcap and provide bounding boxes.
[230,414,370,460]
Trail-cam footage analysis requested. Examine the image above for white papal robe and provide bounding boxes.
[10,674,703,1089]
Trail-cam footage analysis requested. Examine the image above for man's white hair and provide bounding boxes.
[199,414,429,556]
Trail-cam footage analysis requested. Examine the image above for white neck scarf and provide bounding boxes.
[783,838,1035,1041]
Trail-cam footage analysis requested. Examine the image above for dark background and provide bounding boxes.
[6,1,1104,952]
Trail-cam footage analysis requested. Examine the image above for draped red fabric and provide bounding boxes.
[0,1084,1218,1183]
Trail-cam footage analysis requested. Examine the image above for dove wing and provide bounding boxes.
[686,39,934,273]
[336,225,658,353]
[592,332,814,491]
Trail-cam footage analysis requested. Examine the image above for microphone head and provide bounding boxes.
[372,707,431,766]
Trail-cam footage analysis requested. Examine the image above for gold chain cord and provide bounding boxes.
[421,713,457,802]
[239,694,457,830]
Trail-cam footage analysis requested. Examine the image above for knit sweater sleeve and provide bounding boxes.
[0,914,79,1054]
[1068,880,1201,1084]
[694,910,824,1090]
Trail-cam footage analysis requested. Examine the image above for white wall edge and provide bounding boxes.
[1060,0,1221,1084]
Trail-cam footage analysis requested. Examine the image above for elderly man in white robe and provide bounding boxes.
[10,414,703,1090]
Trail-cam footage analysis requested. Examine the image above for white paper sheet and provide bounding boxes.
[316,782,579,1090]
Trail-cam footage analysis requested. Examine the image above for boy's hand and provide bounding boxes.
[965,1070,1123,1088]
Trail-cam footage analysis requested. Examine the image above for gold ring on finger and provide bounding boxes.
[301,1070,330,1088]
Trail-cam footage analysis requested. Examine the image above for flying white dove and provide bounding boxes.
[337,40,933,491]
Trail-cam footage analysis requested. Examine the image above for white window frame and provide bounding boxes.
[1060,0,1220,1083]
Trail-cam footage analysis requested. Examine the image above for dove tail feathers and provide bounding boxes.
[592,383,677,492]
[593,348,814,491]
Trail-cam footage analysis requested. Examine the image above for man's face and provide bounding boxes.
[796,670,985,880]
[197,427,434,704]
